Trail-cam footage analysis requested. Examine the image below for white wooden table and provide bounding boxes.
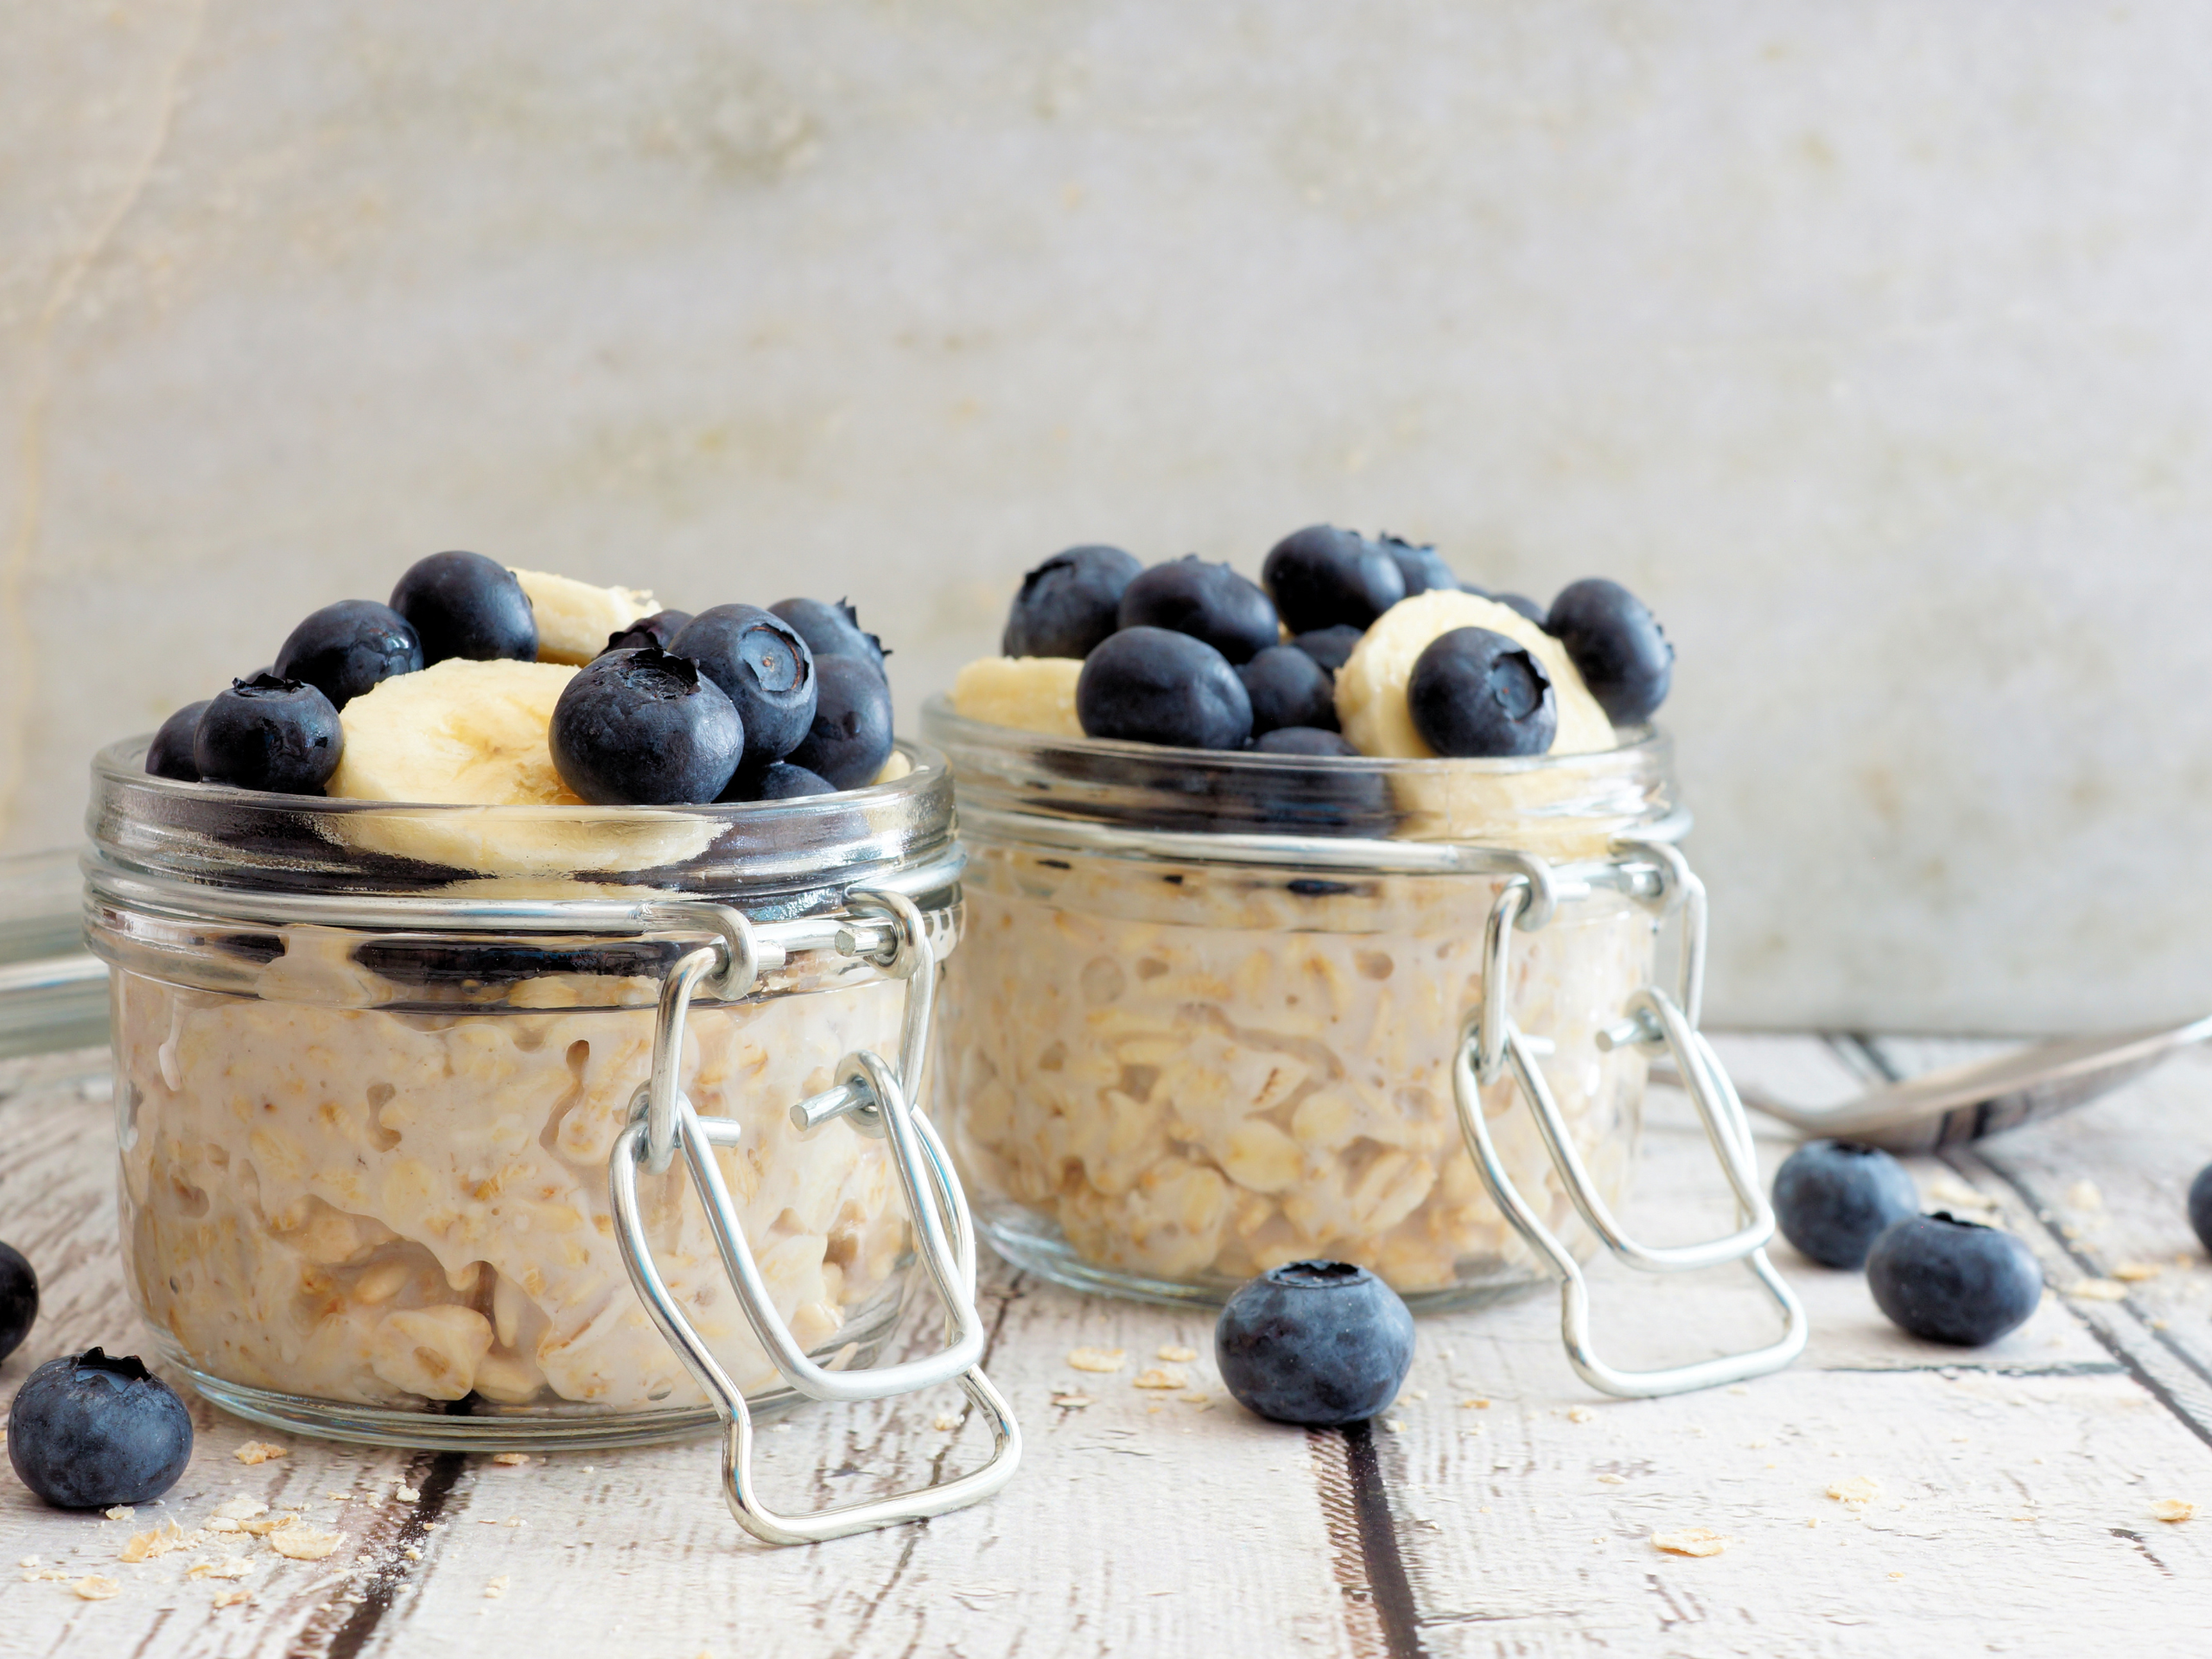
[4,1033,2210,1656]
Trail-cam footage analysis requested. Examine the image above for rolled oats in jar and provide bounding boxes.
[85,737,961,1447]
[926,558,1690,1310]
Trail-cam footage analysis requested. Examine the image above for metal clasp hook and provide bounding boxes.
[607,890,1020,1544]
[1451,850,1808,1399]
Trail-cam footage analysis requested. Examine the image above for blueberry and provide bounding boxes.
[1253,726,1360,758]
[670,605,818,769]
[1238,644,1338,736]
[194,674,344,793]
[1771,1141,1920,1269]
[1491,593,1549,628]
[784,654,894,789]
[1375,533,1458,597]
[603,608,693,654]
[1546,578,1673,722]
[7,1348,193,1508]
[389,551,537,665]
[1002,545,1143,659]
[2189,1164,2212,1255]
[275,600,423,709]
[1261,525,1407,634]
[738,760,837,801]
[1408,627,1557,758]
[0,1241,35,1363]
[771,597,890,674]
[1076,626,1252,750]
[1215,1261,1415,1427]
[550,647,744,805]
[1116,556,1281,666]
[1866,1213,2043,1347]
[1290,625,1365,675]
[145,699,210,781]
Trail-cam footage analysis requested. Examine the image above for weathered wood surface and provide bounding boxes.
[2,1033,2209,1657]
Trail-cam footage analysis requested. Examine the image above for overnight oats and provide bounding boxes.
[89,555,958,1446]
[926,531,1685,1307]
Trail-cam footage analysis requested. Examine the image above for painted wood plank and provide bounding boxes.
[9,1033,2212,1658]
[0,1048,1362,1659]
[1360,1033,2212,1655]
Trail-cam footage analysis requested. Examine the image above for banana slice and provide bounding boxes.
[327,658,715,875]
[950,657,1085,740]
[511,568,659,666]
[1336,591,1614,759]
[1336,593,1625,855]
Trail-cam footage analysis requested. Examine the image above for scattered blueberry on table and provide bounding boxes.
[1771,1140,1921,1269]
[0,1240,35,1363]
[1865,1212,2043,1347]
[7,1348,194,1509]
[2189,1163,2212,1255]
[1215,1260,1415,1427]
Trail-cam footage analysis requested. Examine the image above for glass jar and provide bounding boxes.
[84,738,964,1450]
[922,696,1682,1312]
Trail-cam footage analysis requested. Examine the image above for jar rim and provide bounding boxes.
[919,694,1677,852]
[87,735,959,900]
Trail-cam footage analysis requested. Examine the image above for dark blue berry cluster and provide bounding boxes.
[143,554,898,809]
[1771,1141,2044,1346]
[997,528,1673,754]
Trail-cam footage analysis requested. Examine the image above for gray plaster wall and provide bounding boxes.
[7,2,2208,1032]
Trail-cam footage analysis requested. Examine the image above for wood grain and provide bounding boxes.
[3,1033,2210,1656]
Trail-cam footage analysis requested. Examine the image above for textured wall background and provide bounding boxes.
[7,2,2210,1032]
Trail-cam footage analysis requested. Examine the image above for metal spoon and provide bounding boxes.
[1650,1014,2212,1154]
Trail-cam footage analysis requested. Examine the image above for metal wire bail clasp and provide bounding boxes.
[607,892,1020,1545]
[1451,843,1808,1399]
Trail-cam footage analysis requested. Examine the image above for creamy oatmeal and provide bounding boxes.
[115,949,911,1411]
[938,845,1652,1294]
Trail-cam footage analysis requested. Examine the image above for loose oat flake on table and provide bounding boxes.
[1652,1529,1728,1557]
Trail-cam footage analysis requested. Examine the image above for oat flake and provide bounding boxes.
[1651,1529,1727,1557]
[1066,1346,1126,1373]
[1134,1366,1188,1390]
[73,1575,121,1600]
[1157,1344,1198,1363]
[2152,1498,2197,1523]
[2066,1280,2128,1302]
[235,1441,288,1465]
[267,1526,345,1562]
[1827,1477,1881,1504]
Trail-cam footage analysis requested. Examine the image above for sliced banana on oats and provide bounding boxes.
[950,656,1086,740]
[1336,591,1613,760]
[511,568,658,666]
[1335,593,1626,855]
[327,658,715,875]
